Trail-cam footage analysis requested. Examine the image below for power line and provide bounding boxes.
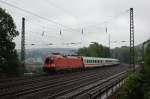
[43,0,86,26]
[0,0,80,33]
[4,0,126,36]
[7,8,63,32]
[83,9,129,29]
[1,0,131,48]
[26,31,60,38]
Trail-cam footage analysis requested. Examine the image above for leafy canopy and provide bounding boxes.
[77,42,110,57]
[0,7,20,77]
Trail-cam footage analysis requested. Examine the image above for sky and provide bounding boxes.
[0,0,150,49]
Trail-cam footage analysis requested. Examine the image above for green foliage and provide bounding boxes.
[119,40,150,99]
[0,7,21,77]
[145,41,150,65]
[112,47,130,63]
[112,46,138,64]
[118,73,144,99]
[77,42,110,57]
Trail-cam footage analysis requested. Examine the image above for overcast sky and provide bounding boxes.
[0,0,150,49]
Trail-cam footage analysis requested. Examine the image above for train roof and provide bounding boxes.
[46,53,81,59]
[82,56,119,61]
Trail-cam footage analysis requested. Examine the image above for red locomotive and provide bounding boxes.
[43,53,120,73]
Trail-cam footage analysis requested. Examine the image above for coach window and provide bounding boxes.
[85,60,87,63]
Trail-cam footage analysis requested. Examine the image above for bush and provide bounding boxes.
[118,73,144,99]
[118,40,150,99]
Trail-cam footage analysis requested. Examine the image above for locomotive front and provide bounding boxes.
[43,53,84,73]
[43,56,56,73]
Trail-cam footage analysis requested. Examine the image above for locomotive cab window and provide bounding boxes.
[45,58,50,64]
[45,58,53,64]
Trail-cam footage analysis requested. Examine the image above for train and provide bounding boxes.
[43,53,120,73]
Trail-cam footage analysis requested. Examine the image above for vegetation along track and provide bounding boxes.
[0,64,129,99]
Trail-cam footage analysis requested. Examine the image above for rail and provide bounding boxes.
[58,71,128,99]
[0,65,130,99]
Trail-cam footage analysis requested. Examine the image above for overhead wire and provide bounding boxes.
[0,0,81,33]
[43,0,79,20]
[83,9,129,31]
[7,10,82,39]
[43,0,87,27]
[0,0,130,48]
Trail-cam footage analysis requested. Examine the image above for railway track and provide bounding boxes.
[0,69,96,89]
[19,69,112,99]
[0,64,129,99]
[0,67,114,90]
[0,69,106,97]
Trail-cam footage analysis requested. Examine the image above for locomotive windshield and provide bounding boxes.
[45,58,53,64]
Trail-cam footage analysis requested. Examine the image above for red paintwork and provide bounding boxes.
[43,53,83,72]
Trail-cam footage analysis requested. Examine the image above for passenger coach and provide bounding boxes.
[82,57,120,68]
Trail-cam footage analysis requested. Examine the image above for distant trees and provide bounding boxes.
[112,46,130,63]
[112,46,138,64]
[77,42,140,64]
[77,42,110,57]
[0,7,21,77]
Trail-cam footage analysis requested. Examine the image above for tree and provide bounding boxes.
[112,46,138,64]
[118,73,144,99]
[0,7,20,77]
[145,41,150,65]
[77,42,110,57]
[112,46,130,63]
[77,47,89,56]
